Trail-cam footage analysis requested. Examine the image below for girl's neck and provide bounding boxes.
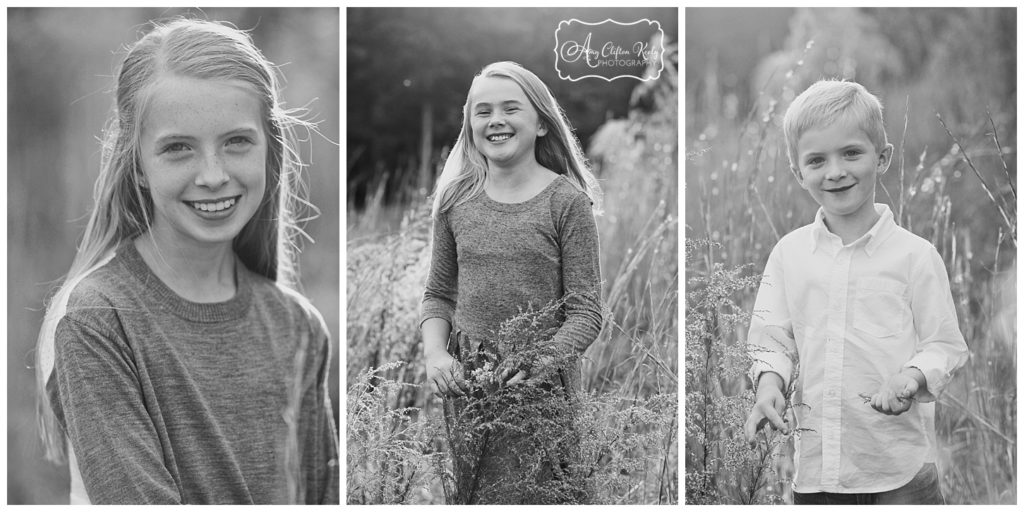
[133,235,237,303]
[485,160,557,203]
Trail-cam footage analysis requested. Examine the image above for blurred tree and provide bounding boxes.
[346,7,677,208]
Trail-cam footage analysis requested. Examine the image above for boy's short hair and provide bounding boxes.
[783,79,888,171]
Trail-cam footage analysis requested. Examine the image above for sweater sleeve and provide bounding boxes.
[50,315,182,504]
[420,212,458,327]
[301,328,340,504]
[553,194,604,354]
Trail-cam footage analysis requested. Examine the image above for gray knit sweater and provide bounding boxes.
[46,242,339,504]
[421,175,603,360]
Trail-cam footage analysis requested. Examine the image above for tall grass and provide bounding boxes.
[684,33,1015,504]
[346,47,680,504]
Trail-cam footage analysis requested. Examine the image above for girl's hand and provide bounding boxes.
[426,354,468,396]
[501,355,556,386]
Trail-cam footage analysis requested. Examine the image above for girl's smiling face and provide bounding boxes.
[469,76,547,168]
[139,75,267,249]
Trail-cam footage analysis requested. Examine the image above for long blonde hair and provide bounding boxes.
[36,18,315,464]
[431,61,602,217]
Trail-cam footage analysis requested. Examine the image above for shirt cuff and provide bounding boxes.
[749,351,794,393]
[903,352,956,402]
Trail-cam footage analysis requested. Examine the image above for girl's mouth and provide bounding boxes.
[487,133,513,143]
[187,196,240,213]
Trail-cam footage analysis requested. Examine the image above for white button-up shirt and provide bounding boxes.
[748,204,969,493]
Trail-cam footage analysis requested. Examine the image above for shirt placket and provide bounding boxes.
[820,245,851,488]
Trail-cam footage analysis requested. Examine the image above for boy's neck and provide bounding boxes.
[822,207,882,245]
[133,235,237,303]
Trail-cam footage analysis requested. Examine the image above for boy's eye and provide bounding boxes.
[844,149,863,158]
[806,156,824,166]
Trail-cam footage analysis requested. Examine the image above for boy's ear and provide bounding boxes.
[877,143,894,174]
[790,165,804,186]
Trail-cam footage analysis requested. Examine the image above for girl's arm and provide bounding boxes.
[420,213,466,395]
[300,330,339,504]
[50,316,182,504]
[552,194,604,355]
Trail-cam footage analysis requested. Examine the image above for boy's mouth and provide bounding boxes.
[824,183,856,193]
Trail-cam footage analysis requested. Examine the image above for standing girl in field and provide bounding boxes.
[35,19,338,504]
[421,61,604,504]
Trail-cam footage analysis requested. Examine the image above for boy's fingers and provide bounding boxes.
[763,405,788,433]
[743,411,762,445]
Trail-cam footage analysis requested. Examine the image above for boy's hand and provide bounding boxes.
[426,353,468,396]
[865,368,925,415]
[744,372,789,447]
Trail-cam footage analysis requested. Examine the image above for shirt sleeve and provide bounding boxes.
[420,212,458,328]
[903,246,969,401]
[552,194,604,355]
[50,315,182,504]
[301,330,339,504]
[747,244,798,392]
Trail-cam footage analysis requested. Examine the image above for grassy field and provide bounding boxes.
[684,10,1016,504]
[346,51,680,504]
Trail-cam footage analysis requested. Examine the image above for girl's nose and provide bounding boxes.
[194,153,230,188]
[489,114,506,127]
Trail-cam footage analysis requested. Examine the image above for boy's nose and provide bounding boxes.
[194,153,230,188]
[824,160,847,180]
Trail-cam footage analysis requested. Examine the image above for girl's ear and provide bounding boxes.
[537,122,548,137]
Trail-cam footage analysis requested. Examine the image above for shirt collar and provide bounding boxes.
[810,204,895,257]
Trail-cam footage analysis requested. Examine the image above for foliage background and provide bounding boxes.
[685,7,1015,504]
[6,7,340,504]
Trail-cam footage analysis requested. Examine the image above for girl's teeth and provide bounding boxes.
[192,198,236,212]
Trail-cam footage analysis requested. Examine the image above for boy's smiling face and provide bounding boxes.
[794,118,892,228]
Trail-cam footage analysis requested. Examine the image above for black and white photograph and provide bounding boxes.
[684,7,1015,505]
[346,6,678,504]
[7,7,340,504]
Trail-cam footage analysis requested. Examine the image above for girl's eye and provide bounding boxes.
[227,136,253,147]
[505,107,520,113]
[475,110,490,117]
[162,142,191,154]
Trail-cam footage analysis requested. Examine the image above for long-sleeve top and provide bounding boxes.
[421,174,603,367]
[46,242,339,504]
[748,204,968,494]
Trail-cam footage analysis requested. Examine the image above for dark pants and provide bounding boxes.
[794,463,944,505]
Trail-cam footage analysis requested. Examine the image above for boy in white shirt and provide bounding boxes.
[743,79,969,505]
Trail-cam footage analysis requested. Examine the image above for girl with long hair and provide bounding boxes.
[421,61,604,503]
[35,18,338,504]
